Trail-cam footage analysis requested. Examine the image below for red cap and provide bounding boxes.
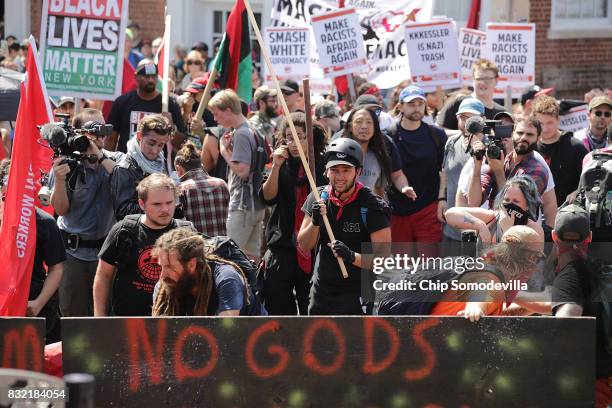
[535,87,554,97]
[185,73,212,93]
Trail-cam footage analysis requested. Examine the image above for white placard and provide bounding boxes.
[403,19,461,89]
[484,23,535,98]
[560,105,589,133]
[312,8,368,78]
[264,27,310,82]
[459,27,486,83]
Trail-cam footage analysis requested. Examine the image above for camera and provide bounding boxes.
[82,120,113,138]
[465,118,507,161]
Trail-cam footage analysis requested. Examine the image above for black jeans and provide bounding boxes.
[263,247,311,315]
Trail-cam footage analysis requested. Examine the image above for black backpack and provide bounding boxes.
[376,260,506,316]
[202,235,267,316]
[575,151,612,242]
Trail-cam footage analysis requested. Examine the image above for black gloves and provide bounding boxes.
[331,240,356,264]
[311,201,325,226]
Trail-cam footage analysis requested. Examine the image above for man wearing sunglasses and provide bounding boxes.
[576,96,612,152]
[48,109,123,317]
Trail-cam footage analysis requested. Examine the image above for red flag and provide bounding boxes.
[0,37,53,316]
[467,0,481,29]
[102,58,137,120]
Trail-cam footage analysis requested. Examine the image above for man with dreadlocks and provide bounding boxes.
[151,228,250,316]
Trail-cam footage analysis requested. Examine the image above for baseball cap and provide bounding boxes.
[185,76,210,93]
[253,86,277,103]
[457,97,485,116]
[554,205,591,242]
[354,94,380,108]
[493,111,515,123]
[135,59,158,76]
[191,41,209,52]
[588,95,612,111]
[315,100,340,119]
[399,85,426,103]
[57,96,75,107]
[279,79,299,94]
[521,85,554,106]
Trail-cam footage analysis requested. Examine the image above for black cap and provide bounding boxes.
[554,205,591,242]
[191,41,209,52]
[354,94,380,108]
[135,59,158,76]
[279,79,299,94]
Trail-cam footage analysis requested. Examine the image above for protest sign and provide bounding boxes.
[63,316,595,407]
[560,104,589,133]
[312,8,367,78]
[39,0,129,100]
[459,27,486,83]
[0,318,45,372]
[270,0,434,89]
[263,27,310,83]
[404,19,461,89]
[484,23,535,98]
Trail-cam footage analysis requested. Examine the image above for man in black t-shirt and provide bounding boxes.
[106,59,186,153]
[94,174,193,316]
[0,160,66,343]
[298,139,391,315]
[533,95,588,206]
[436,59,505,132]
[551,205,612,408]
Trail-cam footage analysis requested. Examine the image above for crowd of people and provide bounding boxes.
[1,30,611,406]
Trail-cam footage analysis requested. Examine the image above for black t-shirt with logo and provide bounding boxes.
[302,186,390,292]
[99,217,181,316]
[107,90,186,153]
[537,131,587,206]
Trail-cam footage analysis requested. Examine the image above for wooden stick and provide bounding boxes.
[303,78,316,181]
[243,0,349,278]
[346,73,356,106]
[161,14,171,113]
[194,65,219,121]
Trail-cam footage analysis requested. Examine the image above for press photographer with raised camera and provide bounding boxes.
[48,108,123,317]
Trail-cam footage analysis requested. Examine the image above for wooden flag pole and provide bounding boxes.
[303,78,316,181]
[243,0,349,278]
[194,65,219,121]
[161,13,171,113]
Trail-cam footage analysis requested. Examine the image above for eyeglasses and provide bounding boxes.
[186,60,202,66]
[474,76,496,82]
[594,110,612,118]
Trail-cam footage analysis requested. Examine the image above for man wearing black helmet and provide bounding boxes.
[298,138,391,315]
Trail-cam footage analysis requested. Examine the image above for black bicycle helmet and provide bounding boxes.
[324,138,362,169]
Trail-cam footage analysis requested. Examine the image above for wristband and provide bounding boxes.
[98,154,107,164]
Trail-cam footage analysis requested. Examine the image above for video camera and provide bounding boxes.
[465,117,512,161]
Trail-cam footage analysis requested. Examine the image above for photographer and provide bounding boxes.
[467,116,557,230]
[49,108,123,317]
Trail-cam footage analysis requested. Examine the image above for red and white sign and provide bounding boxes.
[404,19,461,89]
[560,104,589,133]
[459,28,486,83]
[311,8,368,78]
[484,23,535,98]
[264,27,310,83]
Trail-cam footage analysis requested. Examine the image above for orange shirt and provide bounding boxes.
[430,271,505,316]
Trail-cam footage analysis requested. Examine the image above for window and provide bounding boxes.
[212,9,262,71]
[434,0,472,27]
[551,0,612,33]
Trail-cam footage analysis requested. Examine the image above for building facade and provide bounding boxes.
[2,0,611,98]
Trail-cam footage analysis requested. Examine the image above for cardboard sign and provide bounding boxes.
[404,19,461,89]
[312,8,368,77]
[560,104,589,133]
[39,0,129,100]
[459,28,486,83]
[271,0,434,89]
[0,318,45,372]
[484,23,535,98]
[264,27,310,83]
[62,316,595,407]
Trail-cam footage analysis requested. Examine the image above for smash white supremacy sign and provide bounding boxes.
[312,8,367,77]
[264,27,310,81]
[404,19,461,89]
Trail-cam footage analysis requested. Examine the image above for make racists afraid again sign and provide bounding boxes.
[39,0,129,100]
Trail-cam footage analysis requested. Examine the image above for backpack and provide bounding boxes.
[376,259,506,316]
[116,214,193,267]
[202,235,267,316]
[574,151,612,242]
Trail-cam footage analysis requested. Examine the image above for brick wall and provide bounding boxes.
[531,0,612,99]
[30,0,166,45]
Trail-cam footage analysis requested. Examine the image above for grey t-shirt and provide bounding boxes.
[442,133,470,241]
[228,122,264,212]
[359,149,383,191]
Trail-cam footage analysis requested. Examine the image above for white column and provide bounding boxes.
[4,0,31,41]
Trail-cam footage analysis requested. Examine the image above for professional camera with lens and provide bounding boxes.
[465,117,510,161]
[39,114,91,170]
